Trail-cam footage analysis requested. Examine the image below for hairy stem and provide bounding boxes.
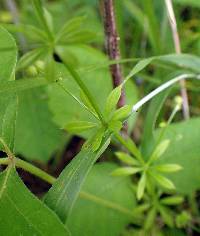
[102,0,125,108]
[165,0,190,119]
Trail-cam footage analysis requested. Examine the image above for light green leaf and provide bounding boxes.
[111,167,141,176]
[0,167,70,235]
[158,206,174,227]
[161,196,184,206]
[155,118,200,194]
[80,90,96,114]
[137,172,146,200]
[149,139,170,163]
[44,134,111,223]
[108,120,122,133]
[154,164,182,173]
[115,152,140,166]
[0,26,17,81]
[144,207,156,230]
[68,163,136,236]
[15,88,64,162]
[104,85,122,118]
[65,121,97,134]
[112,105,131,121]
[48,45,138,138]
[149,171,175,189]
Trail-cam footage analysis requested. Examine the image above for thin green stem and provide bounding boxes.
[62,61,106,126]
[0,157,56,184]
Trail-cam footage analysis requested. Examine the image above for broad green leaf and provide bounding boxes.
[111,167,141,176]
[149,171,175,190]
[48,45,138,138]
[0,26,17,81]
[155,118,200,194]
[68,163,136,236]
[0,167,70,235]
[115,152,140,166]
[149,139,170,163]
[15,88,64,162]
[154,164,182,173]
[44,134,111,223]
[161,196,184,205]
[137,172,146,200]
[0,27,18,152]
[65,121,97,134]
[0,78,48,94]
[112,105,131,121]
[104,85,122,118]
[174,0,200,8]
[0,95,18,152]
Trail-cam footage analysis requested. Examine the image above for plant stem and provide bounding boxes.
[165,0,190,119]
[60,60,106,126]
[0,157,56,184]
[102,0,125,108]
[131,73,197,113]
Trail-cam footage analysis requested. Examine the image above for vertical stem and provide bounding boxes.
[165,0,190,119]
[102,0,125,108]
[4,0,26,52]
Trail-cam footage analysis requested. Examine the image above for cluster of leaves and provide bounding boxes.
[0,0,200,235]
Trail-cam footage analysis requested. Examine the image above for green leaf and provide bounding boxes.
[155,118,200,194]
[149,171,175,190]
[108,120,122,133]
[65,121,97,134]
[44,134,111,223]
[15,88,64,162]
[126,137,143,161]
[111,167,142,176]
[0,26,17,81]
[0,78,48,94]
[0,167,70,235]
[174,0,200,8]
[68,163,136,236]
[0,95,18,152]
[104,85,122,118]
[112,105,131,121]
[144,207,156,230]
[154,164,182,173]
[80,90,96,114]
[48,45,138,138]
[158,206,174,227]
[161,196,184,205]
[149,139,170,163]
[137,172,146,200]
[115,152,140,166]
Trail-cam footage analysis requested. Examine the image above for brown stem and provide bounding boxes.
[102,0,125,108]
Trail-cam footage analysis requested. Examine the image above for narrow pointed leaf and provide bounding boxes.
[161,196,184,205]
[112,105,131,121]
[65,121,97,134]
[105,85,122,118]
[154,164,182,173]
[150,171,175,189]
[158,205,174,227]
[149,139,170,163]
[144,207,156,230]
[44,134,111,223]
[115,152,139,166]
[137,172,146,200]
[111,167,141,176]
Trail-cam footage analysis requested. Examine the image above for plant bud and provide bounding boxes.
[35,60,45,71]
[26,65,38,77]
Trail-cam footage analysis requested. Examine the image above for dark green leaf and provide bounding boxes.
[44,134,111,223]
[0,167,70,235]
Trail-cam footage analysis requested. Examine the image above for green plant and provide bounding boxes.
[0,0,200,235]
